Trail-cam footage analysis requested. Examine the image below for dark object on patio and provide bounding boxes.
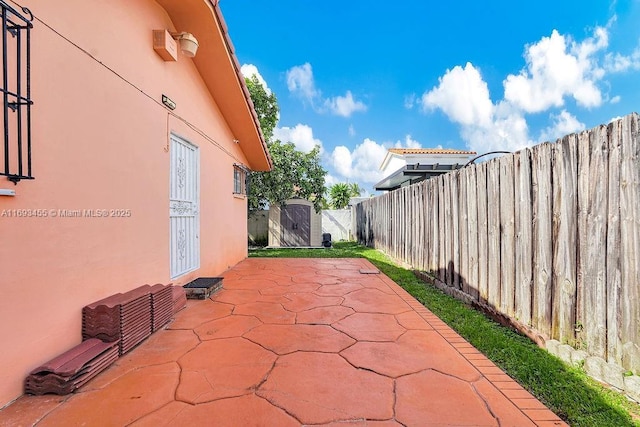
[82,285,152,355]
[24,339,119,395]
[183,277,223,299]
[322,233,332,248]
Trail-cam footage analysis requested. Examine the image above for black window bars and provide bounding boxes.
[1,0,33,184]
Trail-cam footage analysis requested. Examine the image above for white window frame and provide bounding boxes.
[233,164,248,195]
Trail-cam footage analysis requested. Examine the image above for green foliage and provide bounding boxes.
[348,182,362,197]
[329,183,351,209]
[250,242,640,426]
[244,76,326,213]
[328,182,363,209]
[248,141,326,213]
[245,75,278,141]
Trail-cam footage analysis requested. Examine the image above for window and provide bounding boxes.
[233,164,248,195]
[0,1,33,184]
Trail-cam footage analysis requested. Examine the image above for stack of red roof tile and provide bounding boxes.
[172,285,187,314]
[82,286,152,355]
[150,284,173,332]
[24,339,118,395]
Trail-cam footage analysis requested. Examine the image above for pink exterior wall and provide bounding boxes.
[0,0,264,407]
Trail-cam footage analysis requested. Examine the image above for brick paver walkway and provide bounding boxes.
[0,258,566,426]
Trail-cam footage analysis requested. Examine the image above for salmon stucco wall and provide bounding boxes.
[0,0,256,407]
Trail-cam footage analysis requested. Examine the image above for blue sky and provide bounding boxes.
[220,0,640,194]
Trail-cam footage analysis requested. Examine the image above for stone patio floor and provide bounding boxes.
[0,258,567,426]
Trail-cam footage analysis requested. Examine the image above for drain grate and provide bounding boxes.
[183,277,223,299]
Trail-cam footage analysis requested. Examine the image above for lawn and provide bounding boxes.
[250,242,640,427]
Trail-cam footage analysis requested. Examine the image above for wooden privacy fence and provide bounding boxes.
[356,113,640,370]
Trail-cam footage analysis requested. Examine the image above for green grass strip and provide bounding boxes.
[250,242,640,426]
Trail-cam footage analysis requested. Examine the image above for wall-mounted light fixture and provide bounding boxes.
[153,30,199,61]
[171,32,199,58]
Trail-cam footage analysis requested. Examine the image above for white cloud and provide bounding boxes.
[347,139,388,183]
[421,64,529,153]
[285,63,367,117]
[604,47,640,72]
[419,24,638,154]
[348,125,356,136]
[286,63,319,102]
[329,135,428,185]
[461,105,531,154]
[324,91,367,117]
[404,94,416,109]
[503,28,608,112]
[394,135,422,149]
[240,64,271,95]
[610,95,621,104]
[273,124,323,153]
[421,63,494,127]
[331,146,353,178]
[538,110,586,143]
[324,174,340,187]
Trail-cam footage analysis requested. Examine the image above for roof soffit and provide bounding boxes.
[154,0,272,171]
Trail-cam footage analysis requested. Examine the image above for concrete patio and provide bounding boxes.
[0,258,566,426]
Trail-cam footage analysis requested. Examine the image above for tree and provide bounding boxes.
[248,141,326,212]
[348,183,362,198]
[328,182,363,209]
[329,183,351,209]
[245,76,326,213]
[245,75,278,142]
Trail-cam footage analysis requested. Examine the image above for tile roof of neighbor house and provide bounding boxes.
[388,148,477,155]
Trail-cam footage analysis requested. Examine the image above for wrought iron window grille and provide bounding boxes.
[233,163,249,195]
[1,0,33,184]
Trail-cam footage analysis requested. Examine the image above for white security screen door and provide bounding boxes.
[170,134,200,278]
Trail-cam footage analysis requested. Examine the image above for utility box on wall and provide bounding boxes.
[153,30,178,61]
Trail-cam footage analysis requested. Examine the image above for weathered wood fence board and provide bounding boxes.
[459,172,469,295]
[451,174,461,290]
[620,114,640,372]
[551,135,577,344]
[466,167,479,301]
[439,180,446,282]
[499,155,516,317]
[532,143,553,335]
[606,122,622,364]
[476,163,489,304]
[487,162,501,310]
[514,148,533,326]
[581,125,609,358]
[355,113,640,371]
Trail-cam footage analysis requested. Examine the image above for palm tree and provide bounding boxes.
[329,183,352,209]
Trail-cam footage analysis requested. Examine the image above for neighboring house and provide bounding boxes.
[374,148,476,191]
[0,0,270,407]
[268,199,322,247]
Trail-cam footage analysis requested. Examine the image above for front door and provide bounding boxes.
[281,204,311,246]
[170,134,199,278]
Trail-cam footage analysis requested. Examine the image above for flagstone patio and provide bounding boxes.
[0,258,566,426]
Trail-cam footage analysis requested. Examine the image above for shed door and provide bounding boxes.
[170,134,199,278]
[281,204,310,246]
